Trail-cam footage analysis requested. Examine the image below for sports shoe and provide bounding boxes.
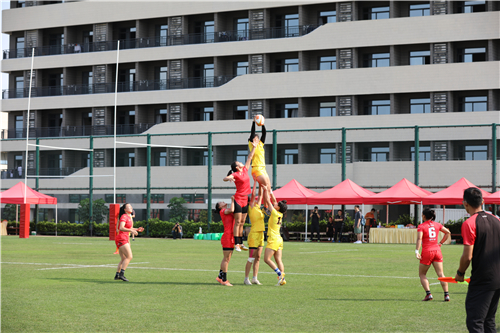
[244,278,252,285]
[221,280,233,286]
[444,295,450,302]
[422,294,433,301]
[251,278,262,285]
[118,273,129,282]
[114,273,120,280]
[113,250,119,254]
[276,273,286,286]
[354,240,362,244]
[216,277,223,285]
[235,244,242,252]
[240,244,249,251]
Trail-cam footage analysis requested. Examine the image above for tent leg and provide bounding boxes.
[386,205,389,226]
[55,204,58,236]
[443,205,445,225]
[305,205,308,242]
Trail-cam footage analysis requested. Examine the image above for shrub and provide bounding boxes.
[445,218,465,234]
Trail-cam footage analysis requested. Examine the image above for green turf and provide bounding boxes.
[1,236,480,332]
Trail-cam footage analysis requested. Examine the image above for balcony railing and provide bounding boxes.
[2,123,156,139]
[3,25,318,59]
[2,75,235,99]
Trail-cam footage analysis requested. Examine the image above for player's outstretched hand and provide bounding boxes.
[137,227,144,232]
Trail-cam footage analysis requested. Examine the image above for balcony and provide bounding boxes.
[2,25,318,59]
[2,123,156,139]
[2,75,235,99]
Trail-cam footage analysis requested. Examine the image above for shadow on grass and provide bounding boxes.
[46,278,217,286]
[317,298,416,302]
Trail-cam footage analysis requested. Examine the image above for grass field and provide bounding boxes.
[0,236,483,332]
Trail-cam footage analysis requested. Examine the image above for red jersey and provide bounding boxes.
[417,220,443,252]
[232,166,250,207]
[220,208,235,249]
[115,214,133,246]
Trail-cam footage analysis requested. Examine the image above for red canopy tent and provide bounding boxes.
[364,178,432,225]
[422,177,490,205]
[0,182,57,205]
[273,179,319,241]
[485,191,500,205]
[0,182,57,238]
[306,179,375,205]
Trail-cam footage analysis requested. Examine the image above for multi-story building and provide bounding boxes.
[1,1,499,223]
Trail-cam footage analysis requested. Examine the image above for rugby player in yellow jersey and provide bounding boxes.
[261,185,288,286]
[248,120,276,205]
[244,178,265,285]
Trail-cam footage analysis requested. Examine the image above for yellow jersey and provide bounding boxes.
[268,208,283,239]
[249,141,265,168]
[248,205,265,232]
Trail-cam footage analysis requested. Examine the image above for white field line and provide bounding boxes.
[299,249,359,254]
[2,262,431,280]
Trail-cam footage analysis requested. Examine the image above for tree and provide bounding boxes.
[167,197,188,222]
[1,204,19,221]
[78,198,108,223]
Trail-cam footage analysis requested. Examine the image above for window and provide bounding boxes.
[459,96,487,112]
[16,37,24,58]
[153,151,167,166]
[411,146,431,161]
[82,153,90,168]
[15,76,24,98]
[195,107,214,121]
[363,6,390,20]
[319,56,336,70]
[319,102,336,117]
[364,100,390,115]
[279,149,298,164]
[410,98,431,114]
[117,152,135,167]
[276,14,299,37]
[193,150,212,166]
[234,61,248,76]
[235,150,247,164]
[143,194,165,203]
[155,24,168,46]
[320,148,336,164]
[155,66,168,90]
[277,103,298,118]
[233,105,248,119]
[17,0,25,8]
[462,145,487,160]
[363,53,390,67]
[155,109,167,124]
[365,147,390,162]
[15,115,23,137]
[458,1,486,13]
[70,194,89,204]
[105,194,126,204]
[409,3,430,17]
[276,58,299,72]
[457,47,486,62]
[410,50,430,65]
[235,18,249,40]
[319,11,336,24]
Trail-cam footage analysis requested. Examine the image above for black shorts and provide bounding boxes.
[222,247,234,251]
[234,199,249,214]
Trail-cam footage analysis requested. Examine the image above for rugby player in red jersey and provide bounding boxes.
[215,196,236,286]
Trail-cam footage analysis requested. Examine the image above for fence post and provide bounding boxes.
[146,134,151,236]
[273,130,277,190]
[493,123,497,193]
[89,136,93,236]
[342,127,346,181]
[35,138,40,230]
[207,132,212,231]
[414,125,419,186]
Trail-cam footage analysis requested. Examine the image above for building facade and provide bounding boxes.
[1,1,499,223]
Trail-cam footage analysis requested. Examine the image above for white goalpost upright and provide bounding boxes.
[24,48,35,205]
[113,41,120,206]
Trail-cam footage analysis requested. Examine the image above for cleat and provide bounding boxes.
[251,278,262,285]
[216,277,223,285]
[276,273,286,286]
[118,274,129,282]
[244,279,252,285]
[422,294,433,301]
[240,244,249,251]
[444,295,450,302]
[221,280,233,286]
[113,250,119,254]
[234,244,242,252]
[114,274,120,280]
